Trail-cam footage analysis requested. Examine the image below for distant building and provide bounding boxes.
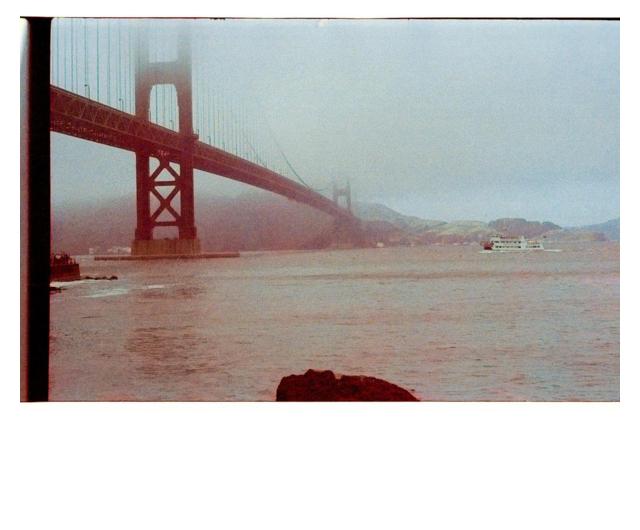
[107,246,132,255]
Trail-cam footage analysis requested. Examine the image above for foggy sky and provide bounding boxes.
[52,19,619,226]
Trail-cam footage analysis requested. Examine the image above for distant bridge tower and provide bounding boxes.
[332,180,352,214]
[332,180,362,247]
[132,28,200,256]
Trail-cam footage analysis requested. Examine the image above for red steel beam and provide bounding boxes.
[50,86,356,222]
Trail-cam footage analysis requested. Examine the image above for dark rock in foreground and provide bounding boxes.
[276,369,419,401]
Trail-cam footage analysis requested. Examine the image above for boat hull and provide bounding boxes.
[50,262,81,281]
[481,235,544,251]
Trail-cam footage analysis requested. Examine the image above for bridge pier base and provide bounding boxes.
[131,238,201,257]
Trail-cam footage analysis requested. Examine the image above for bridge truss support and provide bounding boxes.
[132,30,200,256]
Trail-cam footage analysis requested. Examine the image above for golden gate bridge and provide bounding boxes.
[50,18,358,256]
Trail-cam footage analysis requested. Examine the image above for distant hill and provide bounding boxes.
[353,202,445,233]
[488,218,560,238]
[356,210,565,246]
[357,208,615,245]
[52,192,618,254]
[576,218,619,241]
[543,218,619,243]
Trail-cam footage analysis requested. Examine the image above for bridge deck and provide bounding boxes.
[50,86,356,221]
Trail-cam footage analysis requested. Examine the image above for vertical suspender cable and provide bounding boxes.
[150,31,155,123]
[202,71,205,137]
[201,68,205,137]
[237,102,241,155]
[191,48,196,135]
[232,100,236,154]
[74,19,78,93]
[240,101,248,158]
[162,84,166,128]
[122,22,127,111]
[84,19,88,97]
[236,101,240,155]
[216,96,221,148]
[55,20,59,85]
[69,19,72,91]
[107,20,110,106]
[197,67,201,136]
[220,93,225,151]
[193,58,197,133]
[243,103,247,158]
[70,18,74,92]
[117,21,121,109]
[63,20,67,89]
[75,19,79,93]
[223,94,227,151]
[236,100,240,156]
[198,64,203,136]
[241,102,246,159]
[232,100,237,154]
[114,20,121,108]
[96,19,100,102]
[220,87,223,148]
[126,22,130,112]
[76,19,79,93]
[207,82,210,143]
[128,23,132,113]
[228,97,232,152]
[230,98,233,153]
[151,26,157,123]
[210,91,214,145]
[124,22,128,112]
[129,22,134,113]
[216,91,220,147]
[213,91,217,146]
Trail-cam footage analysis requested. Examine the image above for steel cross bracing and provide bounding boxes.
[50,86,356,223]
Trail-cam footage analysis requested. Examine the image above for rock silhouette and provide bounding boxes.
[276,369,418,401]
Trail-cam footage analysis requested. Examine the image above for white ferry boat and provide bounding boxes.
[482,235,544,251]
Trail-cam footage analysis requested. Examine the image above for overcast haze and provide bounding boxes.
[52,19,619,227]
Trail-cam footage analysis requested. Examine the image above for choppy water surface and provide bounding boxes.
[49,242,619,401]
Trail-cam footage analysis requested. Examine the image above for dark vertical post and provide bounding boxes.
[21,17,52,401]
[134,149,152,240]
[179,133,197,240]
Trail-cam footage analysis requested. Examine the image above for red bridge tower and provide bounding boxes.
[132,30,200,256]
